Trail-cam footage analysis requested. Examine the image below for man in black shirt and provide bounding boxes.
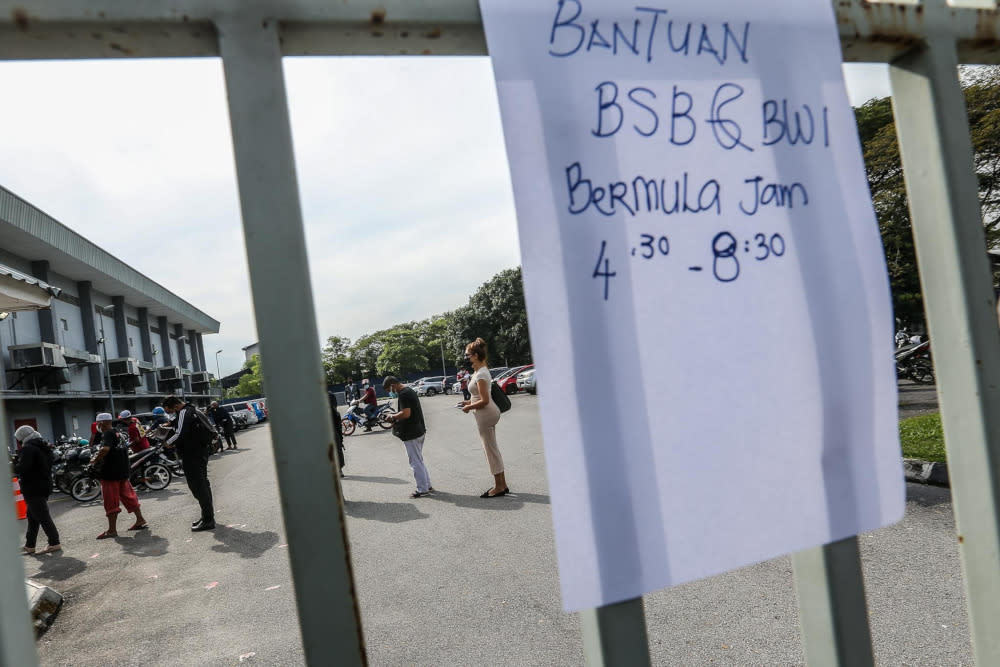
[164,397,216,531]
[383,376,432,498]
[91,412,147,539]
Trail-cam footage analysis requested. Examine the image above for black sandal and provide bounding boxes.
[480,488,509,498]
[410,491,429,498]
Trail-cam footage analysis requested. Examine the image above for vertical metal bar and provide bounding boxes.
[890,38,1000,665]
[579,597,652,667]
[791,537,874,667]
[216,16,366,666]
[0,399,41,667]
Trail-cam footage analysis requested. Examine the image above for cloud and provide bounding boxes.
[0,56,522,377]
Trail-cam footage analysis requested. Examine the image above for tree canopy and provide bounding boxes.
[857,66,1000,328]
[318,266,531,384]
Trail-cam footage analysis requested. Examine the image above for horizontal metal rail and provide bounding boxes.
[0,1,996,63]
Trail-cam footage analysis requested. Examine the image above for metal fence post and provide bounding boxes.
[579,597,652,666]
[792,537,874,667]
[889,37,1000,665]
[0,400,40,667]
[216,15,366,666]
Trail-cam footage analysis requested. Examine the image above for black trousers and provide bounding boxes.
[24,494,59,548]
[222,423,237,447]
[181,451,215,522]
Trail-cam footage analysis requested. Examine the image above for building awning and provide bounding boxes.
[0,263,61,312]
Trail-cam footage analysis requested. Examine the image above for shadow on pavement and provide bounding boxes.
[117,531,170,558]
[136,488,186,503]
[906,482,951,508]
[427,490,550,511]
[211,526,280,559]
[25,554,88,582]
[343,499,429,523]
[343,475,409,485]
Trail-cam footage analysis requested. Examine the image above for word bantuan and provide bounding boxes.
[548,1,750,67]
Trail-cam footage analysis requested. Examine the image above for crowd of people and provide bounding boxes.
[334,337,511,500]
[13,396,236,554]
[14,336,513,557]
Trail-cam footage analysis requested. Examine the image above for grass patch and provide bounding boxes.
[899,412,947,463]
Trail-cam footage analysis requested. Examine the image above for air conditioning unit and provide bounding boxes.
[107,358,140,376]
[8,343,67,369]
[157,366,182,382]
[191,372,211,385]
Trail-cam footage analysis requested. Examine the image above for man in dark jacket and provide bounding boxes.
[164,397,215,531]
[13,426,60,554]
[208,401,237,450]
[328,390,345,476]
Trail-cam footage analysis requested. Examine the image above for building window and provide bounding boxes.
[60,318,68,331]
[129,337,134,349]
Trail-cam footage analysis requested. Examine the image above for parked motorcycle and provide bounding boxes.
[70,442,173,502]
[342,400,394,436]
[896,339,934,384]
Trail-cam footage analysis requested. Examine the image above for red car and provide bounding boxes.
[496,364,533,395]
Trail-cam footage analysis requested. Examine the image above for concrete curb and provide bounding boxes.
[903,458,950,487]
[25,579,62,633]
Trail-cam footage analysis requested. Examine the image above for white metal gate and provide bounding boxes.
[0,2,997,665]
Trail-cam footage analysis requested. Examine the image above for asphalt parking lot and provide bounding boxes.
[27,389,971,666]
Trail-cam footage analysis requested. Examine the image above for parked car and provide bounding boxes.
[245,400,267,422]
[496,364,532,395]
[516,369,537,395]
[414,376,451,396]
[224,403,257,428]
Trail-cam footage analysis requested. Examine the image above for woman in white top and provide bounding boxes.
[460,337,508,497]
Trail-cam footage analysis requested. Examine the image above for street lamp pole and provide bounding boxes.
[215,349,223,396]
[440,339,446,379]
[97,306,115,415]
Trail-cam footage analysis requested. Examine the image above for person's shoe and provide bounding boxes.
[192,518,202,527]
[191,520,216,532]
[21,546,35,555]
[40,544,62,554]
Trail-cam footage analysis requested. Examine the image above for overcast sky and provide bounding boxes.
[0,57,888,377]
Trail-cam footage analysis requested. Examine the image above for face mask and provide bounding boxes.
[389,392,398,398]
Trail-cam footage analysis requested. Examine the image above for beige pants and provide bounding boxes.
[474,403,503,474]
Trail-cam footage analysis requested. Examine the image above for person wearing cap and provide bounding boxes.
[13,426,60,555]
[91,412,147,539]
[207,401,237,451]
[118,410,150,453]
[382,376,432,498]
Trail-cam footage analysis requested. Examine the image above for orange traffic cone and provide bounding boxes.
[12,477,26,520]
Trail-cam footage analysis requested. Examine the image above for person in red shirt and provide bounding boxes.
[119,410,150,452]
[361,383,378,431]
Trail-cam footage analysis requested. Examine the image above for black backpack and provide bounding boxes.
[186,405,218,451]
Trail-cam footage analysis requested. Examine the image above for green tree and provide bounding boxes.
[376,327,428,376]
[350,332,386,380]
[856,67,1000,328]
[321,335,355,384]
[235,353,263,396]
[447,267,531,367]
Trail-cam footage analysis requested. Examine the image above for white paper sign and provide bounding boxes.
[479,0,905,612]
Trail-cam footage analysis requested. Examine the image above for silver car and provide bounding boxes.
[414,376,450,396]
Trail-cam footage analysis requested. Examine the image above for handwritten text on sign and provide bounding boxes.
[480,0,904,612]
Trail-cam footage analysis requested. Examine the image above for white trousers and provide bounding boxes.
[403,435,431,493]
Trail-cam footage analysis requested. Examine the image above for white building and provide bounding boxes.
[0,185,220,441]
